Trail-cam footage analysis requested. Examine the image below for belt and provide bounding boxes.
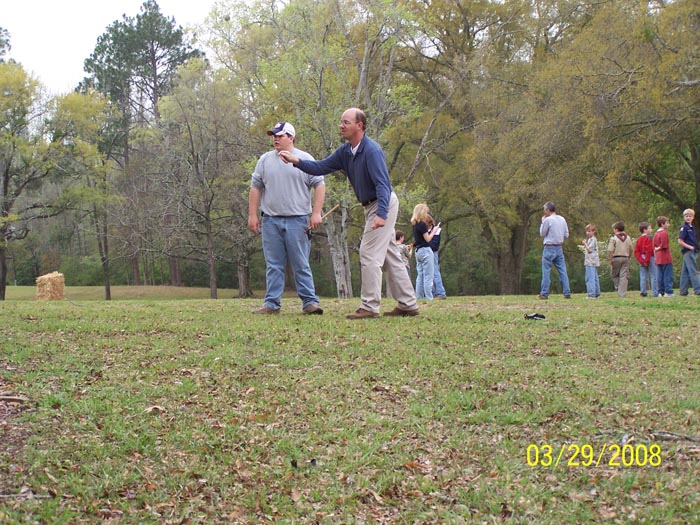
[261,212,302,218]
[613,255,629,258]
[544,243,562,246]
[361,198,377,207]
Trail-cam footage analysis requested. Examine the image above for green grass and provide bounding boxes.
[1,289,699,523]
[4,285,233,301]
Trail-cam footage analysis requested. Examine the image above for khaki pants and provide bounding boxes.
[611,256,630,297]
[360,193,417,313]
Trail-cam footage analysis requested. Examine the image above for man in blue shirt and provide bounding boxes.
[279,108,418,319]
[538,201,572,299]
[677,208,700,296]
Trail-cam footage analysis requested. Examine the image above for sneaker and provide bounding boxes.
[640,293,647,297]
[679,292,689,297]
[564,295,571,299]
[302,303,323,315]
[346,308,379,319]
[383,306,419,317]
[435,296,447,300]
[665,293,675,297]
[537,294,548,300]
[252,306,280,314]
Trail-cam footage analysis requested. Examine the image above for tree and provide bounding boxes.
[208,0,417,298]
[158,60,257,298]
[0,62,62,299]
[82,0,203,286]
[51,90,118,299]
[0,27,10,62]
[583,1,700,221]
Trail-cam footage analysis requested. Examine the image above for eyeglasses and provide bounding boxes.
[340,120,355,126]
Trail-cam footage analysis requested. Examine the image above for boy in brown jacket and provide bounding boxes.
[608,221,634,297]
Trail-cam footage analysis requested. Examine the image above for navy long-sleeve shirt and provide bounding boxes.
[296,135,393,219]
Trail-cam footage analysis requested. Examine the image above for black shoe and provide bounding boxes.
[525,313,546,320]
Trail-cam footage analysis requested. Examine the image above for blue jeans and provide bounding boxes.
[679,251,700,295]
[585,265,600,297]
[657,263,674,295]
[261,215,319,310]
[639,256,658,296]
[540,245,571,297]
[415,246,435,300]
[433,251,446,297]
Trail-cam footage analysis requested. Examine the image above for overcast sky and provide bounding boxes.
[3,1,215,94]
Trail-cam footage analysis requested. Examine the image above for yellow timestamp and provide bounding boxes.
[526,443,662,468]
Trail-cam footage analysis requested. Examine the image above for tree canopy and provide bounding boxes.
[2,0,698,298]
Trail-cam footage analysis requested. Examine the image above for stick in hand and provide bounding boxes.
[306,204,340,233]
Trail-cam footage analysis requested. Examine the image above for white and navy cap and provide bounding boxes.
[267,121,296,137]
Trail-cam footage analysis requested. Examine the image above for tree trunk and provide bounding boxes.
[207,223,217,299]
[93,208,112,301]
[480,197,534,295]
[237,256,253,298]
[325,203,353,299]
[496,201,533,295]
[131,256,141,286]
[0,243,7,301]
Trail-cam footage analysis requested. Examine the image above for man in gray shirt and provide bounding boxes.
[248,121,326,314]
[538,201,571,299]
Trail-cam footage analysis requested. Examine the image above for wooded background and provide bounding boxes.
[1,0,698,300]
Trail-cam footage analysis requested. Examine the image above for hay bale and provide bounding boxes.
[36,272,65,300]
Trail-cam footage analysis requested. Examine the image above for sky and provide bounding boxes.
[2,0,216,95]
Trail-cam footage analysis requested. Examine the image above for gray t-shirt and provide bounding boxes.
[251,148,325,216]
[540,214,569,245]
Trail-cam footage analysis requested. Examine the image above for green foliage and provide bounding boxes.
[58,256,104,286]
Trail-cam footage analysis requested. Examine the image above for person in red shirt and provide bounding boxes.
[635,222,657,297]
[653,216,674,296]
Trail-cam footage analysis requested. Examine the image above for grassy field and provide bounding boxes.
[1,287,699,524]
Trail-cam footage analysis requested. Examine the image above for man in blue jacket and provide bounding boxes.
[279,108,418,319]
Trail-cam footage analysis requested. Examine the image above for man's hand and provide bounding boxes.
[308,211,322,230]
[248,215,260,234]
[371,216,386,230]
[278,150,299,164]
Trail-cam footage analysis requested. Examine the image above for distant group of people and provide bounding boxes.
[539,202,700,299]
[247,107,697,310]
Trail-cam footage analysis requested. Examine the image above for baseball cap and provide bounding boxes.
[267,121,296,137]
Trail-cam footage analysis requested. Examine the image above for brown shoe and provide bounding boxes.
[346,308,379,319]
[302,303,323,315]
[383,306,419,317]
[252,306,280,314]
[537,295,548,300]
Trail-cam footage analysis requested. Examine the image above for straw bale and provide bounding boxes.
[36,271,65,300]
